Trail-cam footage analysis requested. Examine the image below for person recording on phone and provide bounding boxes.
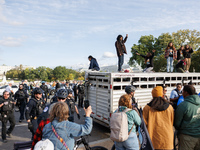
[42,102,93,150]
[0,91,16,143]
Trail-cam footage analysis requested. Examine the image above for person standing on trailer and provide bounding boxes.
[115,34,128,72]
[165,42,177,73]
[183,44,193,73]
[136,49,156,73]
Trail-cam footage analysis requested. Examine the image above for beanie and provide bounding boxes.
[152,86,163,98]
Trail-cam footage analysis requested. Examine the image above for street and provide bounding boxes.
[0,97,112,150]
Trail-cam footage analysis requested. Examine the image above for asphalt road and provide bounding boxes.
[0,97,110,150]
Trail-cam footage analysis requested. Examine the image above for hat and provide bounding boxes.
[34,139,54,150]
[152,86,163,98]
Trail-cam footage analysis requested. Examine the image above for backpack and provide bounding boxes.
[34,139,54,150]
[110,108,134,142]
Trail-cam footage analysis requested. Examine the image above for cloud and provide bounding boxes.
[0,0,24,26]
[103,52,117,58]
[0,36,26,47]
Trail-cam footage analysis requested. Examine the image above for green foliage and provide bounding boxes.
[190,48,200,72]
[129,29,200,72]
[6,65,84,81]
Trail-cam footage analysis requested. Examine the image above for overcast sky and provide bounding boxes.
[0,0,200,69]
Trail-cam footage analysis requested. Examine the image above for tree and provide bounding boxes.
[129,35,156,68]
[129,29,200,72]
[190,48,200,72]
[53,66,68,81]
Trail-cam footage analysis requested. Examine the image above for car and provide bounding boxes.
[0,85,18,96]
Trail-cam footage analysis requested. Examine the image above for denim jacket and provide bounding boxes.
[42,117,92,150]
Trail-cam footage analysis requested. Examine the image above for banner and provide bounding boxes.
[138,108,154,150]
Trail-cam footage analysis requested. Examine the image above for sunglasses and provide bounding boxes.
[58,97,65,100]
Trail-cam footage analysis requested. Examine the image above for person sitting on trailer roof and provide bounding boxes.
[88,55,100,71]
[136,49,156,73]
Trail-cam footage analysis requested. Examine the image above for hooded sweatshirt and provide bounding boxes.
[175,94,200,138]
[143,98,174,149]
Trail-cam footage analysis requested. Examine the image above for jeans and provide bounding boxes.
[167,57,174,72]
[115,132,139,150]
[143,67,153,73]
[118,54,124,72]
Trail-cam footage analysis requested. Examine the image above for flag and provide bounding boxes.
[138,108,154,150]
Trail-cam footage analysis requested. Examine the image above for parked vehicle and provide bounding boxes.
[85,72,200,127]
[0,85,18,96]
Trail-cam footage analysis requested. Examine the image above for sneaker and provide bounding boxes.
[7,133,11,138]
[19,120,22,123]
[2,139,7,143]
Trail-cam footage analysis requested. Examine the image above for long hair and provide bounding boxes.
[185,44,191,50]
[49,102,69,122]
[166,42,175,50]
[118,94,132,108]
[178,45,184,51]
[149,97,169,111]
[117,35,123,41]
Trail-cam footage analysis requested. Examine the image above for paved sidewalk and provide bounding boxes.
[78,138,114,150]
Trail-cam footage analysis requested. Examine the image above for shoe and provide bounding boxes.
[2,139,7,143]
[7,133,11,138]
[19,120,22,123]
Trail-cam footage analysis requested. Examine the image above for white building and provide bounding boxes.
[0,64,36,79]
[0,65,15,75]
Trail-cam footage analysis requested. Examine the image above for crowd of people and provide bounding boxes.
[0,80,86,145]
[110,84,200,150]
[0,78,200,150]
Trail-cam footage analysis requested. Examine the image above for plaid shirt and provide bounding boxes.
[165,48,177,60]
[31,119,50,150]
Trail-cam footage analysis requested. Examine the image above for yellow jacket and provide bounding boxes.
[143,104,174,149]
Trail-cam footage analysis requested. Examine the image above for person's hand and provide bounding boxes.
[28,122,33,131]
[84,106,92,117]
[27,119,30,123]
[136,53,140,55]
[152,49,156,53]
[0,103,4,108]
[119,54,121,56]
[77,114,80,119]
[126,34,128,37]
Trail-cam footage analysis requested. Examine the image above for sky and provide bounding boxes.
[0,0,200,69]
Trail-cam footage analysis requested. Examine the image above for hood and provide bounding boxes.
[118,106,127,112]
[184,95,200,105]
[147,98,169,111]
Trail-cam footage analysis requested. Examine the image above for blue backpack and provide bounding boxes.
[177,95,184,106]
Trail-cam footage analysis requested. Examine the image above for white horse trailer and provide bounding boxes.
[85,72,200,127]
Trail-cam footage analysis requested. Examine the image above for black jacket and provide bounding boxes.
[139,52,154,68]
[183,48,193,58]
